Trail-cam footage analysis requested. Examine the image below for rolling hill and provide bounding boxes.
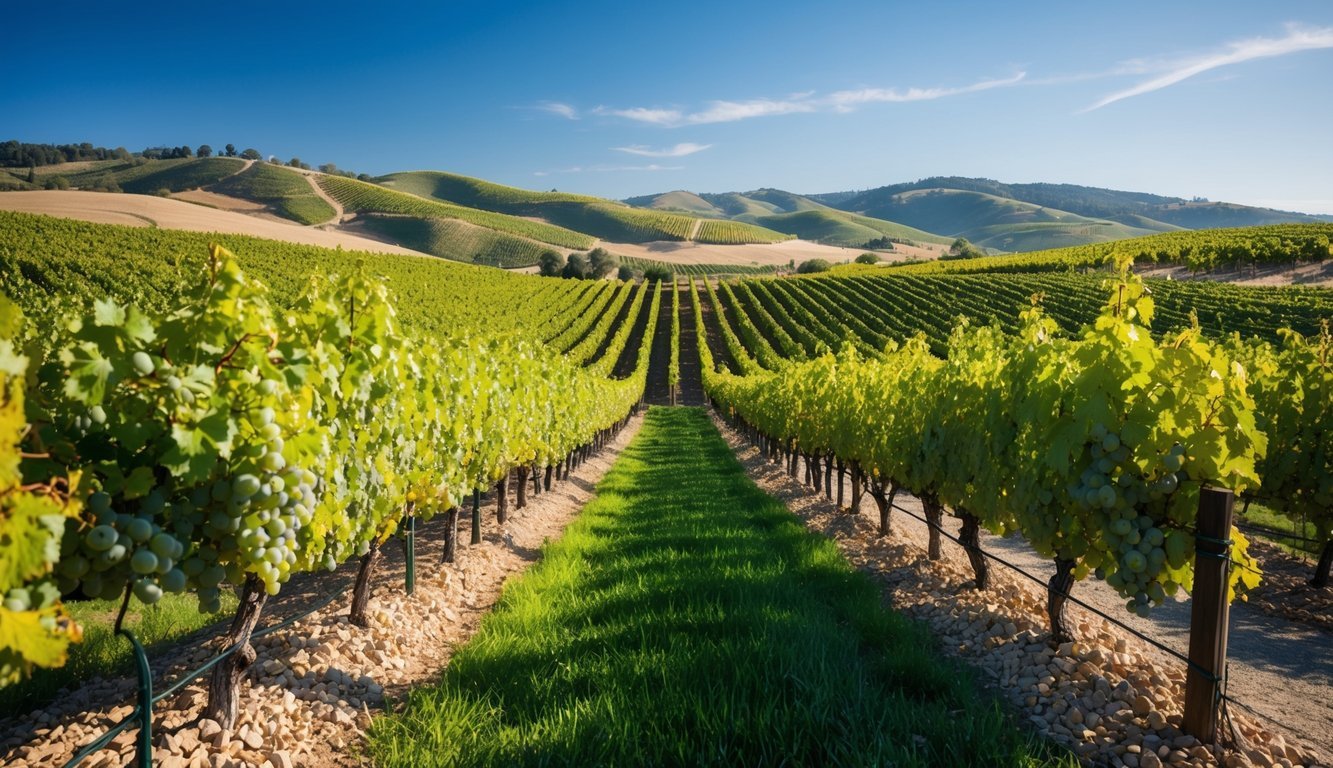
[627,188,952,249]
[378,170,792,246]
[816,176,1333,231]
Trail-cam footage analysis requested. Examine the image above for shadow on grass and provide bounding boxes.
[368,408,1075,767]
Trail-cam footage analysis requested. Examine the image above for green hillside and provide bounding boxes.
[381,170,788,245]
[700,192,783,218]
[820,176,1332,229]
[210,163,335,225]
[52,157,247,194]
[623,190,724,216]
[754,208,951,247]
[316,174,596,249]
[377,170,605,210]
[735,188,825,214]
[850,188,1161,252]
[356,214,554,268]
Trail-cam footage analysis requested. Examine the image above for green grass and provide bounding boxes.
[368,408,1071,767]
[0,590,238,718]
[210,163,336,225]
[1238,501,1323,559]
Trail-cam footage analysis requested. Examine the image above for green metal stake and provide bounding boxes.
[470,489,482,545]
[119,627,153,768]
[404,514,416,595]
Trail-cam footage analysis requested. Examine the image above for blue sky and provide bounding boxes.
[4,1,1333,212]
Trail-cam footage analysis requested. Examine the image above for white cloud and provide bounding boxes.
[592,106,683,125]
[684,98,818,124]
[826,72,1027,111]
[612,142,713,157]
[535,101,578,120]
[1085,24,1333,111]
[585,73,1023,127]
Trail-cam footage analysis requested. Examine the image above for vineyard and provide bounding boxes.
[0,211,1329,767]
[885,223,1333,275]
[693,218,793,245]
[209,163,336,226]
[355,214,554,268]
[315,174,596,250]
[616,254,779,276]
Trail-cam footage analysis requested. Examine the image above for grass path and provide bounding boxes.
[368,408,1072,767]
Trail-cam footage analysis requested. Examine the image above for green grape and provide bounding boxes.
[131,351,155,376]
[126,517,153,543]
[86,525,118,552]
[130,549,159,575]
[161,568,187,593]
[132,579,163,605]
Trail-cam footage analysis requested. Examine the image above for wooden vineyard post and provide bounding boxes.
[1183,487,1234,744]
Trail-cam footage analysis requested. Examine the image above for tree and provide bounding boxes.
[946,237,984,260]
[538,250,565,277]
[43,176,69,190]
[855,252,881,265]
[179,145,193,158]
[197,145,213,158]
[319,163,338,175]
[643,265,673,282]
[26,165,35,184]
[288,157,303,168]
[562,252,590,279]
[617,265,636,281]
[796,258,831,274]
[224,144,237,157]
[240,148,261,160]
[588,248,617,278]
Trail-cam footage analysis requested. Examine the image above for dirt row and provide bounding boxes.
[0,415,644,768]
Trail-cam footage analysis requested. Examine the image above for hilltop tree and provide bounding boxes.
[224,144,237,157]
[538,250,565,277]
[197,145,212,158]
[588,248,618,278]
[240,148,261,160]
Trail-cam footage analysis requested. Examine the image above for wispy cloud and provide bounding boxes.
[535,101,579,120]
[612,142,713,157]
[586,73,1023,127]
[826,73,1028,111]
[534,164,683,176]
[1085,23,1333,111]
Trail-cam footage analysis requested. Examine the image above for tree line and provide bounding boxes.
[538,248,672,282]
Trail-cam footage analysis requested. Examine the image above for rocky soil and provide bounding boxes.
[0,415,643,768]
[712,413,1330,768]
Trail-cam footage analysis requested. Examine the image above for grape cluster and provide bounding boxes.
[59,489,187,606]
[183,409,319,608]
[1070,424,1190,616]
